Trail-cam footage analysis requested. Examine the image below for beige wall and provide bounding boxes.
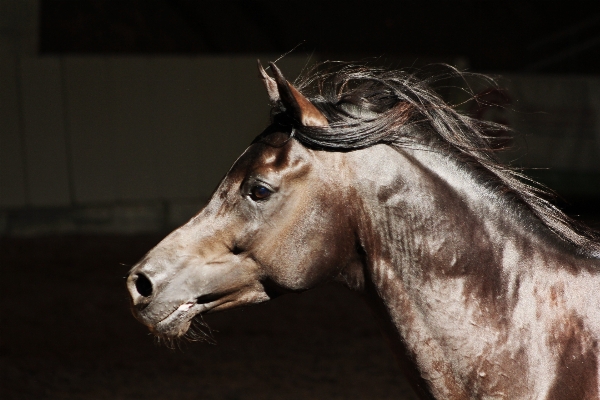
[1,44,309,208]
[1,1,598,235]
[1,1,315,213]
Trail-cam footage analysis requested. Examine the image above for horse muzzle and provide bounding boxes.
[126,256,269,338]
[126,272,199,337]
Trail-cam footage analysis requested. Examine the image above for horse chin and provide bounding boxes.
[148,302,208,338]
[150,319,192,339]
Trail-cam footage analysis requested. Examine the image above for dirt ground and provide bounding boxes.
[2,206,598,400]
[1,234,418,400]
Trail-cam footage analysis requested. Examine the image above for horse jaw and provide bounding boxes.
[126,137,348,339]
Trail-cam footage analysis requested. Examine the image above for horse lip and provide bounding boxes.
[150,295,227,337]
[152,301,207,336]
[196,292,224,305]
[144,284,247,337]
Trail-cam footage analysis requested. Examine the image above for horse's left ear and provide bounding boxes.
[258,60,280,107]
[261,62,328,127]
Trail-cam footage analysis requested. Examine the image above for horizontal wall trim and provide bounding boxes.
[0,199,207,237]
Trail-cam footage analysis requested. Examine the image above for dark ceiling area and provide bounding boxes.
[40,0,600,74]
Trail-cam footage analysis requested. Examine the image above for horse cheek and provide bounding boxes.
[250,206,344,290]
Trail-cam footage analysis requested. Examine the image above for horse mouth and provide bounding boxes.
[150,298,216,338]
[140,287,266,340]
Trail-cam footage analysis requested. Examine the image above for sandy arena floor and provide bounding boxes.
[2,205,598,400]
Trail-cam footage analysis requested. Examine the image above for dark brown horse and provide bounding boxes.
[127,61,600,399]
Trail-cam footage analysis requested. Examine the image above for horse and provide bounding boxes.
[127,61,600,399]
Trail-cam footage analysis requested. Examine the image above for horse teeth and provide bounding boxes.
[177,303,193,312]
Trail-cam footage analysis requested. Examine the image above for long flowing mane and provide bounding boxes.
[267,62,600,258]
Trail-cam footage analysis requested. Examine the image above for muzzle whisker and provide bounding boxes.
[185,316,217,345]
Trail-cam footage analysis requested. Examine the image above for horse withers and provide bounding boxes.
[127,61,600,399]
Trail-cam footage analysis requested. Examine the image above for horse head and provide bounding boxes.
[126,63,358,339]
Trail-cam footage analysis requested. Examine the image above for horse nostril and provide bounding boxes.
[232,245,244,255]
[135,273,153,297]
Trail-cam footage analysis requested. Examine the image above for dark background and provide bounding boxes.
[39,1,600,74]
[2,1,600,399]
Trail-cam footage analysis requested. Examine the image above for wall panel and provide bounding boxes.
[63,57,118,203]
[105,58,160,201]
[19,57,70,206]
[148,57,209,199]
[0,41,27,207]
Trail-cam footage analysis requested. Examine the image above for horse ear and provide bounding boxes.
[266,62,329,127]
[258,60,280,106]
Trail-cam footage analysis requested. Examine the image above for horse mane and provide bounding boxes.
[268,61,600,258]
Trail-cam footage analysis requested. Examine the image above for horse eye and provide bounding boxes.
[250,185,272,201]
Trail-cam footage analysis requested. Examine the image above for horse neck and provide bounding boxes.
[341,143,598,398]
[348,142,567,283]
